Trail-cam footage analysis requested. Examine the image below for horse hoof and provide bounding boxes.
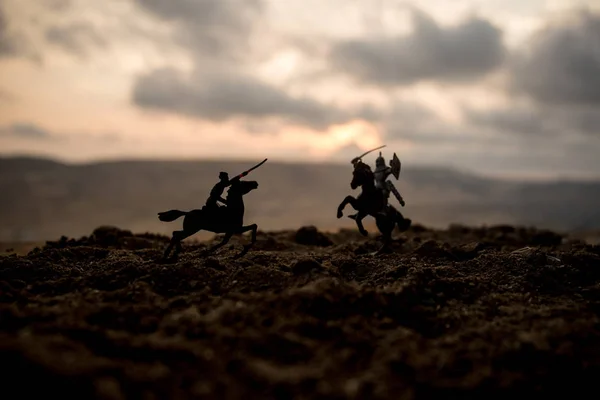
[237,245,252,258]
[234,250,249,259]
[337,211,343,219]
[160,256,177,264]
[373,245,392,256]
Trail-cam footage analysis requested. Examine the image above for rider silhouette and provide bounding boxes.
[158,159,267,260]
[204,172,230,210]
[202,159,268,213]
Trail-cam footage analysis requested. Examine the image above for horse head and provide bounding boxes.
[351,161,373,190]
[229,180,259,196]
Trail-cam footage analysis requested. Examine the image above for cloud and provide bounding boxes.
[565,107,600,135]
[130,0,362,131]
[132,68,350,129]
[511,10,600,105]
[466,106,554,136]
[0,123,123,143]
[44,0,72,12]
[0,5,18,58]
[0,88,15,103]
[381,101,441,140]
[129,1,321,129]
[0,4,43,63]
[329,9,506,86]
[467,103,600,137]
[45,23,107,58]
[332,142,364,161]
[0,123,55,139]
[133,0,263,60]
[465,10,600,142]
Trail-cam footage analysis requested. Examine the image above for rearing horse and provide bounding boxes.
[158,179,259,261]
[337,161,411,253]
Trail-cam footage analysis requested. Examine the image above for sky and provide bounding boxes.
[0,0,599,179]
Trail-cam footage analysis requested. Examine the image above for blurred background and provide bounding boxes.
[0,0,599,243]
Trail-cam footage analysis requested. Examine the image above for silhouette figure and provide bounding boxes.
[337,146,411,254]
[158,159,267,261]
[373,151,404,208]
[205,171,230,210]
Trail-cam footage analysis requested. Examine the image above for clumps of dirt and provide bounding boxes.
[1,224,600,398]
[413,240,456,260]
[44,226,171,251]
[290,258,324,275]
[294,226,334,247]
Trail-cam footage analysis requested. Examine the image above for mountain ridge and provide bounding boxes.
[1,155,599,241]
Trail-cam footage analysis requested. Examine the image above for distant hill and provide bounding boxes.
[1,156,600,241]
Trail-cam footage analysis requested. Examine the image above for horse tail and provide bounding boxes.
[158,209,187,222]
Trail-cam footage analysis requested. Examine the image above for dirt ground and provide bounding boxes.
[1,224,600,399]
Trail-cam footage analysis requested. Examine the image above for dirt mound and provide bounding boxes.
[1,224,600,399]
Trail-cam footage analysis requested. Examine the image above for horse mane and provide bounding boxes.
[354,161,373,174]
[227,179,257,197]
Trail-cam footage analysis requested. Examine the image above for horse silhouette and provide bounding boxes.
[158,179,259,261]
[337,161,411,253]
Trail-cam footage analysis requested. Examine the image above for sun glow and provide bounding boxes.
[309,119,383,158]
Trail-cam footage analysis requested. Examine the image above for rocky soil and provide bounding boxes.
[2,224,600,399]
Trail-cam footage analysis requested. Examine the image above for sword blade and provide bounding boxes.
[351,145,386,164]
[358,145,386,160]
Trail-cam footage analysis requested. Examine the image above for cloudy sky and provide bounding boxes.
[0,0,599,179]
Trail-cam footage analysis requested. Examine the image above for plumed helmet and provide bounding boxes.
[375,152,386,168]
[374,152,390,174]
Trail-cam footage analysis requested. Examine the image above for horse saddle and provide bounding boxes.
[202,204,228,220]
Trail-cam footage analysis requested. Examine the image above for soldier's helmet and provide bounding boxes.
[219,172,229,180]
[375,152,386,170]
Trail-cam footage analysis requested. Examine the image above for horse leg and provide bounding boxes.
[395,210,412,232]
[233,224,258,258]
[374,235,393,256]
[337,196,358,219]
[163,233,175,259]
[374,215,394,256]
[163,230,189,261]
[346,198,364,220]
[162,212,205,261]
[173,228,201,259]
[353,211,369,236]
[204,232,233,255]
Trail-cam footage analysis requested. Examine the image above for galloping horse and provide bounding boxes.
[158,179,259,261]
[337,161,411,253]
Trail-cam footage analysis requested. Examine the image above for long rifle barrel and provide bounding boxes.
[232,158,268,181]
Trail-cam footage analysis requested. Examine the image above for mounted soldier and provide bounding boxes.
[158,158,268,260]
[338,145,411,254]
[203,159,268,215]
[348,145,405,219]
[373,151,404,208]
[204,172,230,212]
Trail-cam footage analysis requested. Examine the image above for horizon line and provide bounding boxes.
[2,152,600,183]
